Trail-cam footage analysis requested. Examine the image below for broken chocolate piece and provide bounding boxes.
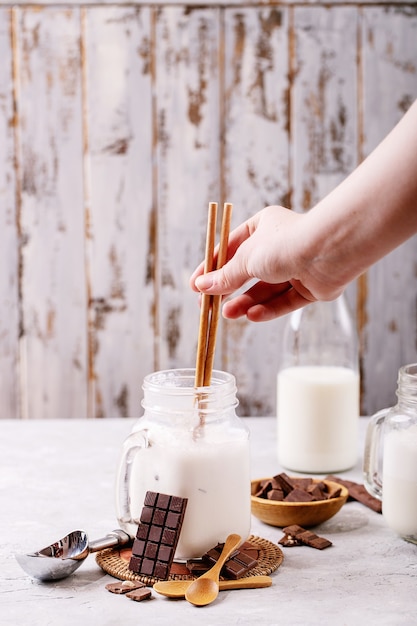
[129,491,188,579]
[267,488,284,501]
[126,587,152,602]
[105,580,146,594]
[274,472,296,496]
[187,541,259,579]
[292,477,314,490]
[280,524,332,550]
[326,475,382,513]
[201,541,258,579]
[284,487,315,502]
[255,473,343,503]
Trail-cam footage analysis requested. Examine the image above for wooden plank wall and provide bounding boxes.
[0,2,416,419]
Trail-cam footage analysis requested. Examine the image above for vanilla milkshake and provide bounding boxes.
[116,368,251,560]
[127,427,251,559]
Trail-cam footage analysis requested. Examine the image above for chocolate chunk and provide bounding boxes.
[284,487,314,502]
[255,479,273,498]
[186,559,210,576]
[326,475,382,513]
[267,488,284,501]
[105,580,146,594]
[201,542,258,579]
[128,491,188,579]
[126,587,152,602]
[273,472,296,496]
[280,525,332,550]
[292,477,314,490]
[278,535,301,547]
[255,473,343,503]
[306,483,326,500]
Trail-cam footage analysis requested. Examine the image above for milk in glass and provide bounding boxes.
[364,363,417,544]
[382,425,417,540]
[277,365,359,473]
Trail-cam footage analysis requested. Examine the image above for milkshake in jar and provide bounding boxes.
[116,369,251,559]
[364,363,417,544]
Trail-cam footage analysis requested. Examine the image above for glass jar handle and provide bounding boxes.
[363,408,390,500]
[115,429,148,536]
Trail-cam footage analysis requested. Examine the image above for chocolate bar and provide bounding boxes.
[326,475,382,513]
[129,491,188,579]
[279,525,332,550]
[200,541,258,579]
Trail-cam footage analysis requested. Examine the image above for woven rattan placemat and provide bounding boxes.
[96,535,283,586]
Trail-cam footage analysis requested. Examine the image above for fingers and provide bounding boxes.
[221,281,292,318]
[222,283,316,322]
[189,219,255,293]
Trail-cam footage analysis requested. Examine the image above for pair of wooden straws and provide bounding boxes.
[194,202,232,388]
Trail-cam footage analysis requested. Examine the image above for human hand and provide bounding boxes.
[190,205,334,322]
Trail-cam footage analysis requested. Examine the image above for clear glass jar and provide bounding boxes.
[115,368,251,559]
[364,363,417,544]
[277,294,360,473]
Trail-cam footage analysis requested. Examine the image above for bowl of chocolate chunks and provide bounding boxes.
[251,473,348,528]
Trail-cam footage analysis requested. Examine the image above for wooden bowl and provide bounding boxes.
[251,478,349,528]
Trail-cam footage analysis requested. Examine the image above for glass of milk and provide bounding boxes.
[277,294,360,473]
[364,363,417,544]
[115,369,251,559]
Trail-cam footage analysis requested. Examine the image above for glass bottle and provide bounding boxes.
[364,363,417,544]
[277,294,360,473]
[115,368,251,560]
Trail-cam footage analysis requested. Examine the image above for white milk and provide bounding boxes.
[382,425,417,540]
[128,426,251,559]
[277,365,359,473]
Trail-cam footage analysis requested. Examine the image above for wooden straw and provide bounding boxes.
[202,202,232,386]
[194,202,218,388]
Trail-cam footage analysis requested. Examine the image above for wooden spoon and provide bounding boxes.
[184,533,242,606]
[153,575,272,598]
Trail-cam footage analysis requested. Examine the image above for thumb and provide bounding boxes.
[195,257,251,295]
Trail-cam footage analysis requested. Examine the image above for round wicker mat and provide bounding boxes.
[96,535,283,586]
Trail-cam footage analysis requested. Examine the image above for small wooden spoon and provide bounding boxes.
[154,575,272,598]
[184,533,242,606]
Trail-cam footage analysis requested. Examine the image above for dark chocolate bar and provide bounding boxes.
[128,491,188,579]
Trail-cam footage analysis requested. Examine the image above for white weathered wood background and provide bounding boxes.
[1,1,417,419]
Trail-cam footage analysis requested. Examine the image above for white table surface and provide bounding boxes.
[1,417,416,626]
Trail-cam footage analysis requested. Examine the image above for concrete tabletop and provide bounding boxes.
[1,417,416,625]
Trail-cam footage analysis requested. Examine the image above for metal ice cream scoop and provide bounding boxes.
[15,528,130,581]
